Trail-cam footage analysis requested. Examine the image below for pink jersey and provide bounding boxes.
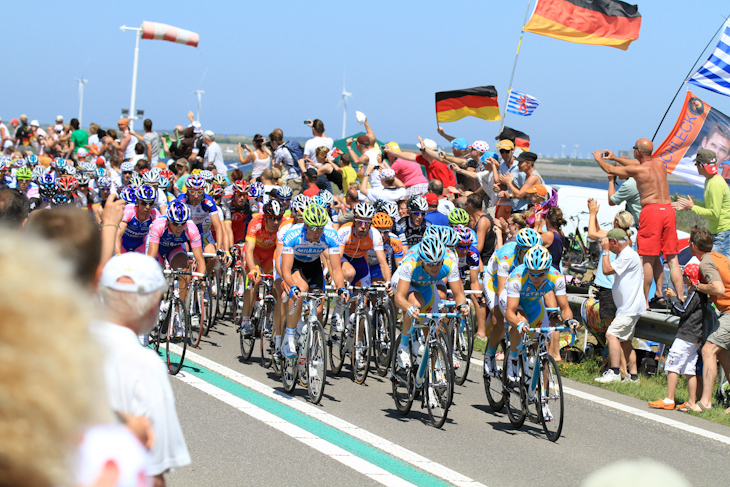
[147,217,202,255]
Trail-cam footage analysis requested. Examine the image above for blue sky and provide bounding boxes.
[3,1,729,158]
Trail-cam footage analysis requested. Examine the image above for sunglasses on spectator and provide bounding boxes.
[424,261,442,268]
[499,149,512,154]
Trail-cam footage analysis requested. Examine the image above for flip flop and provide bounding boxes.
[688,404,704,412]
[678,405,691,412]
[697,401,712,412]
[674,401,688,410]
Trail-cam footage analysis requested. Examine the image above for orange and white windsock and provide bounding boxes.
[141,21,199,47]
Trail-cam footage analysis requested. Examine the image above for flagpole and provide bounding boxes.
[651,16,729,142]
[500,0,534,133]
[121,24,142,131]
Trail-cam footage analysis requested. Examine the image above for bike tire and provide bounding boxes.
[260,311,274,369]
[217,267,230,320]
[281,354,298,393]
[328,310,346,376]
[188,283,204,349]
[167,297,188,375]
[425,338,453,429]
[373,305,395,377]
[307,321,327,404]
[484,339,507,412]
[504,351,527,429]
[351,312,371,385]
[240,302,258,361]
[452,317,473,386]
[539,354,565,442]
[390,332,415,415]
[202,279,214,337]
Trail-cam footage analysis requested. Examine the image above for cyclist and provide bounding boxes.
[55,176,81,208]
[338,202,392,288]
[240,200,283,337]
[14,167,35,198]
[92,177,113,224]
[504,245,576,385]
[276,186,293,216]
[393,237,469,367]
[229,180,252,246]
[29,174,56,212]
[483,228,541,377]
[368,212,403,282]
[209,183,234,254]
[114,161,136,191]
[117,184,162,254]
[448,207,470,228]
[319,189,339,229]
[175,174,226,262]
[75,173,100,211]
[146,200,207,305]
[396,195,430,253]
[281,204,348,359]
[141,168,168,214]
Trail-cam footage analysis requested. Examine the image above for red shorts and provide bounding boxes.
[637,203,678,256]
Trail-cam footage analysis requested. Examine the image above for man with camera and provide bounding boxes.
[303,119,333,160]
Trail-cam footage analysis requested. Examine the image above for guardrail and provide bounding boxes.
[566,294,679,346]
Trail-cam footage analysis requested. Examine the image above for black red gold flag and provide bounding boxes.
[436,86,500,123]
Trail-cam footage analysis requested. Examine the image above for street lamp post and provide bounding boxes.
[120,25,142,131]
[75,78,88,128]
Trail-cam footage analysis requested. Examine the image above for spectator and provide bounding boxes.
[465,192,495,264]
[535,206,566,271]
[690,227,730,412]
[397,198,409,219]
[336,188,359,225]
[0,116,12,150]
[345,116,379,175]
[362,167,406,204]
[112,118,136,161]
[202,130,226,176]
[338,153,358,190]
[0,187,29,228]
[302,167,320,197]
[674,149,730,259]
[648,263,706,411]
[428,179,455,216]
[595,228,645,383]
[303,118,333,160]
[67,118,88,157]
[95,252,191,485]
[238,134,271,181]
[383,143,428,197]
[493,139,527,219]
[270,130,301,195]
[424,193,449,226]
[607,170,641,227]
[143,118,161,166]
[14,114,32,149]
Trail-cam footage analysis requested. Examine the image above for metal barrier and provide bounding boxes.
[566,294,679,346]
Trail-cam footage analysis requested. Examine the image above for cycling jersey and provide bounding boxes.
[395,216,430,248]
[281,223,340,263]
[484,242,522,311]
[121,204,161,252]
[458,244,481,280]
[146,217,202,256]
[337,222,384,258]
[505,264,566,303]
[76,189,101,209]
[397,257,460,288]
[367,232,403,267]
[230,203,250,243]
[174,193,218,235]
[245,214,278,270]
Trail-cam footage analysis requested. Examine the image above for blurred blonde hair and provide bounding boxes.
[614,210,635,237]
[0,230,109,487]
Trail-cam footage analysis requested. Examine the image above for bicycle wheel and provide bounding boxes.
[452,317,473,386]
[328,310,346,376]
[188,283,204,349]
[373,305,395,377]
[202,279,214,336]
[390,333,415,415]
[260,311,274,369]
[216,267,230,320]
[281,353,298,394]
[484,339,507,412]
[539,354,565,442]
[425,339,453,429]
[351,312,371,384]
[167,297,188,375]
[307,321,327,404]
[240,302,258,361]
[503,351,527,429]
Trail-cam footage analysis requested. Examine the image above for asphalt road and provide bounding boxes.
[165,315,730,487]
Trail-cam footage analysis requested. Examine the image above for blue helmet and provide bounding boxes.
[96,167,107,179]
[97,177,112,189]
[52,193,70,205]
[424,226,440,240]
[524,245,552,273]
[455,224,474,245]
[311,194,325,208]
[319,189,333,207]
[167,200,191,225]
[442,226,460,249]
[135,184,156,203]
[515,228,541,249]
[277,186,293,199]
[186,175,206,191]
[119,186,137,204]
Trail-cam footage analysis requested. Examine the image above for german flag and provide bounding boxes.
[436,86,500,123]
[505,127,531,150]
[523,0,641,51]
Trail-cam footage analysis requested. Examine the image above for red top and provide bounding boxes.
[303,186,320,197]
[416,155,456,187]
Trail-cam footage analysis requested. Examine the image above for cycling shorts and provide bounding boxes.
[392,280,441,313]
[156,245,187,265]
[292,258,324,291]
[252,248,274,274]
[120,242,146,254]
[484,276,498,311]
[342,255,371,288]
[369,264,384,280]
[202,229,216,247]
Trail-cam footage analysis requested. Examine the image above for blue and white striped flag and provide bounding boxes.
[506,91,540,116]
[688,20,730,97]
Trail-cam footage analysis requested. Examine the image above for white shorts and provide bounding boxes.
[664,338,700,376]
[606,315,640,342]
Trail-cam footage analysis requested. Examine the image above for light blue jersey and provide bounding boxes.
[281,223,340,262]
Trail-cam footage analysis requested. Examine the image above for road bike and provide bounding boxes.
[281,289,328,404]
[391,312,457,429]
[437,298,475,386]
[237,274,278,372]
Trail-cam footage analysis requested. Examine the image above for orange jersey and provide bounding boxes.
[245,214,277,252]
[337,222,384,259]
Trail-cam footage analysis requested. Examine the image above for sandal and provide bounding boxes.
[674,401,688,410]
[649,296,667,309]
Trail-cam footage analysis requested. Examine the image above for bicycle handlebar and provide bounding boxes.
[187,252,218,259]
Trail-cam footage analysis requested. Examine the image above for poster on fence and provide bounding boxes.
[653,90,730,187]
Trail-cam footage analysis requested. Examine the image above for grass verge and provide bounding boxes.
[558,355,730,427]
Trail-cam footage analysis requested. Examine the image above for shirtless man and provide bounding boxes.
[593,138,684,306]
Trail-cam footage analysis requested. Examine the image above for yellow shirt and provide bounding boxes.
[342,165,358,191]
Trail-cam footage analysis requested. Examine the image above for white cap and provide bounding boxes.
[54,124,64,132]
[355,111,367,124]
[203,129,215,138]
[416,138,438,151]
[55,115,64,122]
[101,253,166,294]
[77,148,88,157]
[190,121,202,134]
[30,120,39,127]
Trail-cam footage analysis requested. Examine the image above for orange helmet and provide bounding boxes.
[372,212,393,229]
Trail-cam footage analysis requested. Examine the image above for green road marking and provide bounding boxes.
[161,348,454,487]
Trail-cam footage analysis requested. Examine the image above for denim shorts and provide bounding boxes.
[713,230,730,259]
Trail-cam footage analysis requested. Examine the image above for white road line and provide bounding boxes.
[175,371,416,487]
[469,357,730,445]
[171,345,487,487]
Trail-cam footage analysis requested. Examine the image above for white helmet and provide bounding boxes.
[354,202,375,220]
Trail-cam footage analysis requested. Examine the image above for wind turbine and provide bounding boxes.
[338,76,353,139]
[75,78,88,127]
[191,68,207,123]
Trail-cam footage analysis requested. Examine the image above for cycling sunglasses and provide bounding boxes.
[457,245,470,250]
[528,269,547,277]
[424,260,443,268]
[187,190,204,196]
[411,212,424,217]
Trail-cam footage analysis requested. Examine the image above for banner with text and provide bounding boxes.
[653,90,730,187]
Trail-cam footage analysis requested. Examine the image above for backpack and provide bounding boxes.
[283,140,304,165]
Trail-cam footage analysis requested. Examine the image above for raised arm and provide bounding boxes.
[587,198,608,240]
[436,126,455,142]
